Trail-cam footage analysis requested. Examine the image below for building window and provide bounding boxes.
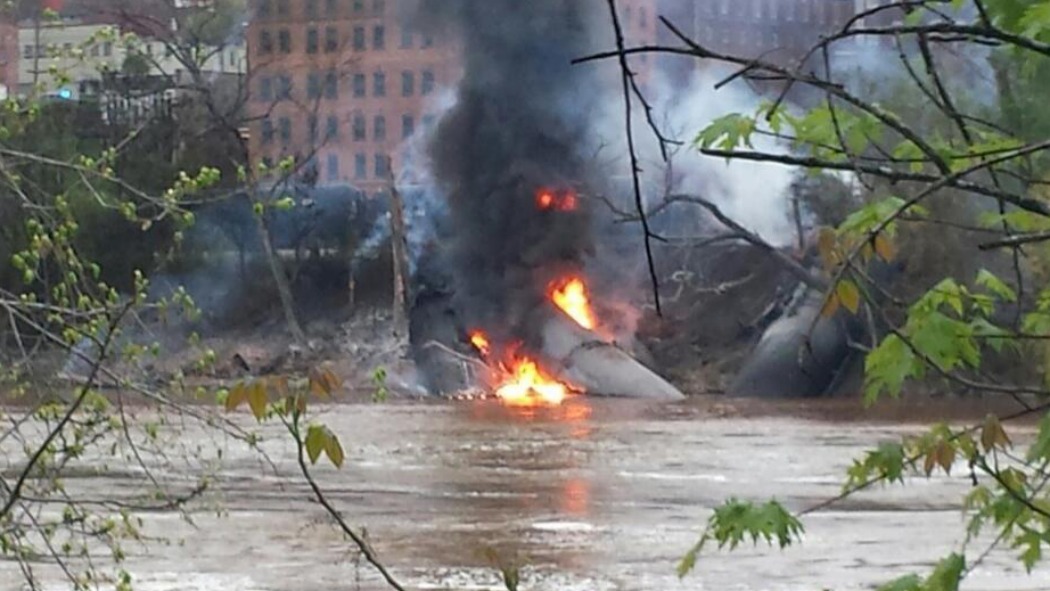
[374,115,386,141]
[400,27,413,49]
[374,0,385,13]
[278,75,292,100]
[353,73,366,97]
[421,70,434,95]
[307,72,321,98]
[325,26,339,52]
[276,0,289,15]
[279,117,291,142]
[258,76,273,102]
[257,0,272,17]
[308,114,319,143]
[324,70,338,99]
[305,0,317,17]
[103,42,112,57]
[353,115,366,141]
[355,153,366,179]
[307,28,319,53]
[22,44,32,59]
[422,33,434,48]
[353,27,365,50]
[402,114,414,139]
[353,0,364,12]
[373,25,385,50]
[278,29,291,53]
[396,71,413,97]
[326,0,337,15]
[375,154,390,178]
[326,115,339,139]
[373,71,386,97]
[327,154,340,181]
[261,118,274,143]
[259,30,273,53]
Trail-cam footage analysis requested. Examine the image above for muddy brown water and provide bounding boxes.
[3,397,1049,591]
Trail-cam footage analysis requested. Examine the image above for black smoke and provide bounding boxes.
[414,0,606,347]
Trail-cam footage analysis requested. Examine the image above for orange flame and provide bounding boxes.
[536,188,578,212]
[550,277,597,330]
[468,330,575,406]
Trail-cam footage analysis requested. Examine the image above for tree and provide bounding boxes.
[586,0,1050,587]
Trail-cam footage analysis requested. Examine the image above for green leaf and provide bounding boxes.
[304,424,327,465]
[837,280,862,314]
[877,574,922,591]
[864,335,919,403]
[324,432,345,468]
[225,383,248,412]
[925,553,965,591]
[695,113,756,151]
[976,269,1018,302]
[247,381,268,421]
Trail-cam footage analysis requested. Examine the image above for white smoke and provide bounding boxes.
[589,65,798,246]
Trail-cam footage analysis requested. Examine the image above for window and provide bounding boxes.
[353,115,366,141]
[308,114,319,142]
[325,26,339,52]
[375,154,390,178]
[327,154,340,181]
[353,27,365,50]
[305,0,317,17]
[353,0,364,12]
[278,75,292,99]
[257,0,272,17]
[374,115,386,141]
[326,115,339,139]
[373,71,386,97]
[326,0,337,15]
[258,76,273,102]
[421,70,434,95]
[278,28,291,52]
[307,28,319,53]
[355,153,366,179]
[400,27,413,49]
[374,0,385,13]
[279,117,291,142]
[307,72,321,98]
[262,118,274,143]
[373,25,385,50]
[402,114,414,139]
[22,45,32,59]
[401,71,414,97]
[103,42,112,57]
[324,70,338,99]
[422,33,434,48]
[259,30,273,53]
[276,0,289,15]
[353,73,366,97]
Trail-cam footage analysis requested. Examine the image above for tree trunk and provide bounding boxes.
[255,213,306,344]
[388,169,410,337]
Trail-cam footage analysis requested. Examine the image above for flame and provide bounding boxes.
[495,358,569,406]
[468,330,575,406]
[469,331,491,357]
[536,188,578,212]
[550,277,597,330]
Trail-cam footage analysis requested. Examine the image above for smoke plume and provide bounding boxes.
[415,0,607,345]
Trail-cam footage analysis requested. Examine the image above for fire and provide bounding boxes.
[468,329,575,406]
[469,331,491,357]
[550,277,597,330]
[536,188,578,212]
[495,358,568,406]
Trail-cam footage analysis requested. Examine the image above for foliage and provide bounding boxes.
[677,0,1050,587]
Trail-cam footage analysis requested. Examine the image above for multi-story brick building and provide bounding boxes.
[245,0,661,192]
[246,0,461,192]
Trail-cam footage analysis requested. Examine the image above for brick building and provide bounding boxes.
[245,0,661,192]
[246,0,461,191]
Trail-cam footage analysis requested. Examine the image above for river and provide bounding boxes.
[3,397,1047,591]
